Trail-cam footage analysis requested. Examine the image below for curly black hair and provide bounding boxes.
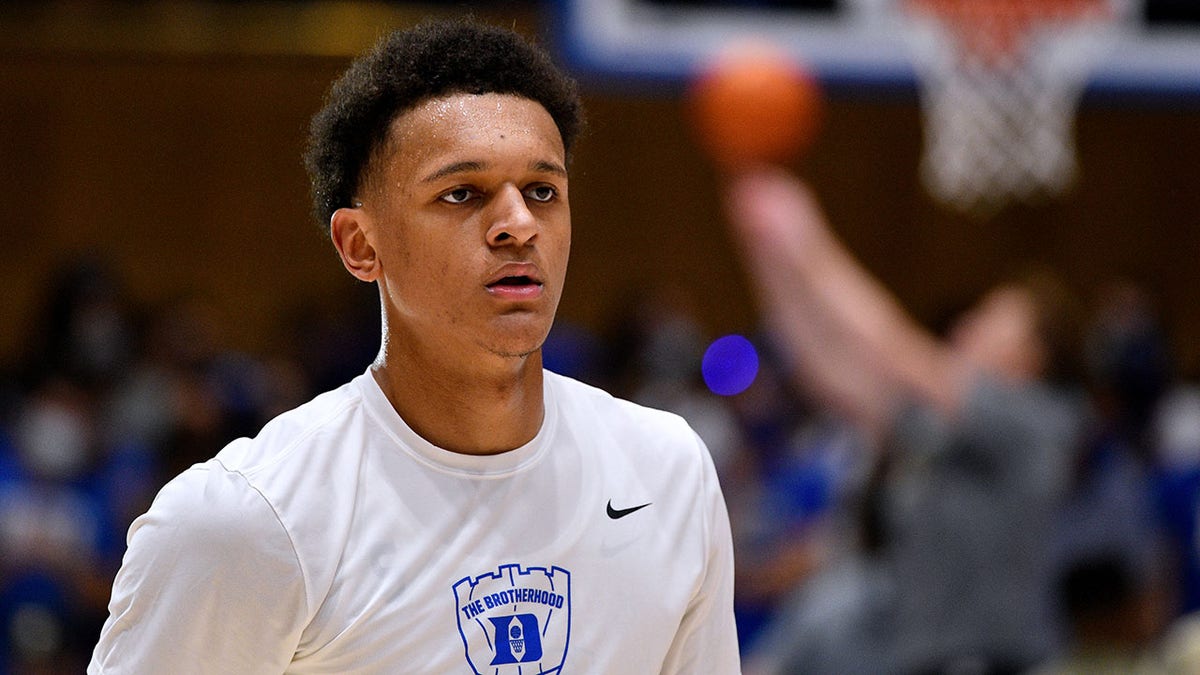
[304,18,584,233]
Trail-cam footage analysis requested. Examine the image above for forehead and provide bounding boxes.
[383,93,564,171]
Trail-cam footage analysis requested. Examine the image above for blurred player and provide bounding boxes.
[88,19,739,674]
[726,167,1083,674]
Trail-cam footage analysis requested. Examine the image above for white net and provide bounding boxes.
[900,0,1131,215]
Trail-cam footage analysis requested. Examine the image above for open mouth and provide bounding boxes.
[488,276,541,288]
[486,275,544,300]
[485,263,544,299]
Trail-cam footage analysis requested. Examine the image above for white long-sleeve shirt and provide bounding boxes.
[89,369,740,674]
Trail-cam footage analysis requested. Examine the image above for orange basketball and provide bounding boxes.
[687,43,822,169]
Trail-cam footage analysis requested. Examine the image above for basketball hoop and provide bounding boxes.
[900,0,1130,215]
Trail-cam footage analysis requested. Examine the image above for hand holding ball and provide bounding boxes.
[687,43,822,169]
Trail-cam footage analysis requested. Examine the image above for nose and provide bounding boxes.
[485,185,538,247]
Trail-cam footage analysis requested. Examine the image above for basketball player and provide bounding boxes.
[88,19,739,673]
[725,167,1082,674]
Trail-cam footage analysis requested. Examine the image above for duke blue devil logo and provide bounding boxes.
[489,614,541,664]
[453,564,571,675]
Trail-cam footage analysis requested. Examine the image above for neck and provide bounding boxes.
[371,346,546,456]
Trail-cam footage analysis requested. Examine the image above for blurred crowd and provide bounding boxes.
[0,257,380,673]
[4,255,1200,674]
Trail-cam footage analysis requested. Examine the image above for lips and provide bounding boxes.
[485,263,544,300]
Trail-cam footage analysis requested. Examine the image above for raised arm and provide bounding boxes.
[723,167,970,434]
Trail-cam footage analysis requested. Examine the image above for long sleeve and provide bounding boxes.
[88,463,308,674]
[659,434,742,674]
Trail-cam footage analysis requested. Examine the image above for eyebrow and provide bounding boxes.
[531,160,568,179]
[420,159,568,184]
[421,161,485,184]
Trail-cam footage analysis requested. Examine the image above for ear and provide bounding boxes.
[330,206,379,282]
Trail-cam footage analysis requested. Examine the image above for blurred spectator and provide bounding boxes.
[1084,281,1174,459]
[1034,553,1169,675]
[1039,280,1177,673]
[1,378,107,673]
[22,257,133,393]
[599,284,743,469]
[1153,385,1200,615]
[720,347,864,654]
[745,451,897,675]
[0,256,379,671]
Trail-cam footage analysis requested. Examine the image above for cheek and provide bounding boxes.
[381,241,457,307]
[559,231,572,271]
[549,235,571,297]
[552,218,571,268]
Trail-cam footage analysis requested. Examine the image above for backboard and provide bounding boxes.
[552,0,1200,99]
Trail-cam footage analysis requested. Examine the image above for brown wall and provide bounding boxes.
[3,24,1199,375]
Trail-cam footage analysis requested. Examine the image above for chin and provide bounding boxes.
[485,316,553,356]
[481,333,548,361]
[484,341,543,361]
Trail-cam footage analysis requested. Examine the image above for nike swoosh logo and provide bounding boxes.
[606,500,652,519]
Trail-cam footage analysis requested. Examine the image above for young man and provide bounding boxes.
[89,19,740,674]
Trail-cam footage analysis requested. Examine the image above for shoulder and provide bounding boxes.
[212,377,365,475]
[963,376,1084,446]
[147,376,376,601]
[93,463,308,671]
[891,375,1084,486]
[543,372,717,504]
[113,462,307,624]
[545,370,703,454]
[135,462,295,565]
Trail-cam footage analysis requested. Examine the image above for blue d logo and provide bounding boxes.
[488,614,542,665]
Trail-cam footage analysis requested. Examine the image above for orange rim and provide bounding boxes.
[904,0,1112,63]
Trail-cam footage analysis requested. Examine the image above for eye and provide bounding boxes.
[524,184,558,203]
[439,188,476,204]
